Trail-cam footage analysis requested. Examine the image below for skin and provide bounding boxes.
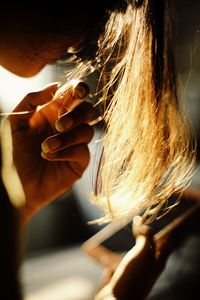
[0,7,171,299]
[8,84,95,223]
[0,7,100,221]
[95,228,171,300]
[0,10,95,77]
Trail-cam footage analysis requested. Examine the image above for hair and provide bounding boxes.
[58,0,196,222]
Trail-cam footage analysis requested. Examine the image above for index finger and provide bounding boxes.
[54,81,90,116]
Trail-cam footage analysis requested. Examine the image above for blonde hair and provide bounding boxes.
[60,0,196,222]
[90,0,196,221]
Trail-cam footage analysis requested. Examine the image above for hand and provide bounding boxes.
[95,218,172,300]
[8,82,95,222]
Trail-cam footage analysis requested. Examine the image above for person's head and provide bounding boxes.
[0,2,148,77]
[0,1,195,221]
[0,3,110,76]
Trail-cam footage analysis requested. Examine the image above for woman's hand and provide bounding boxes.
[8,82,95,222]
[95,218,172,300]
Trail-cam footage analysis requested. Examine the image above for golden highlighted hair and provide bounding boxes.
[91,0,196,221]
[58,0,196,222]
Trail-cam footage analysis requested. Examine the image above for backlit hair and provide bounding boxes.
[91,0,196,222]
[60,0,196,222]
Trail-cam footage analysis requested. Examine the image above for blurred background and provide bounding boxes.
[0,1,200,299]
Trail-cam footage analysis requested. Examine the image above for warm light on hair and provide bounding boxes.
[51,0,196,223]
[90,1,196,222]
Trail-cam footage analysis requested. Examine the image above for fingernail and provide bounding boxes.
[41,142,50,153]
[74,82,90,99]
[55,116,73,132]
[55,120,64,132]
[41,138,61,153]
[41,151,56,159]
[41,151,48,159]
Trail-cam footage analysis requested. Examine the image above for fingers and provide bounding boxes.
[41,144,90,170]
[41,124,94,153]
[9,83,60,131]
[111,217,155,285]
[40,82,95,168]
[132,216,172,269]
[73,81,90,99]
[111,234,155,300]
[55,101,96,132]
[110,217,172,300]
[41,123,93,171]
[109,217,156,298]
[132,215,172,274]
[56,81,90,116]
[14,83,60,112]
[132,215,154,245]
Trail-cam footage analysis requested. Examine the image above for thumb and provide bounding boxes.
[9,83,60,131]
[13,82,60,113]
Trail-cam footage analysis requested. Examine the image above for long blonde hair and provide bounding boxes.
[60,0,196,222]
[90,0,196,221]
